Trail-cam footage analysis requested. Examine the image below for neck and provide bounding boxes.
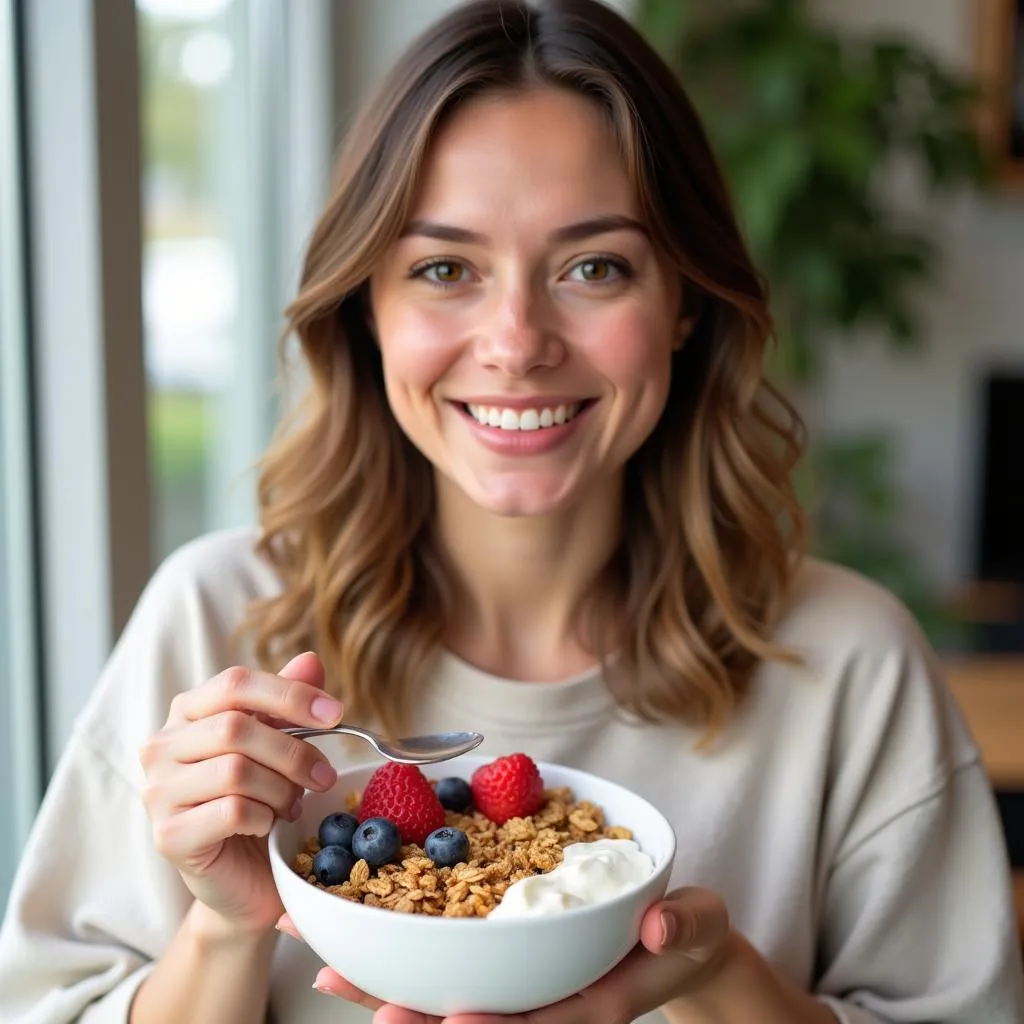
[434,475,623,681]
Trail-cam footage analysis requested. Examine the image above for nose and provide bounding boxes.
[473,286,564,377]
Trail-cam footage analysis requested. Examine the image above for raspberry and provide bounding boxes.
[357,763,445,846]
[470,753,544,825]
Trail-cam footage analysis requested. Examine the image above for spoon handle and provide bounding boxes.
[281,723,376,742]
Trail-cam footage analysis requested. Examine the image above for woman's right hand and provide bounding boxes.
[139,652,342,934]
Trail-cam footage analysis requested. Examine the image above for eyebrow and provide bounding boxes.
[400,214,649,245]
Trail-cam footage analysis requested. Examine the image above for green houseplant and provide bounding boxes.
[638,0,991,643]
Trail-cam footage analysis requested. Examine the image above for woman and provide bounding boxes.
[1,1,1021,1022]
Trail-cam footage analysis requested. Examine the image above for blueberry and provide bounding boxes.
[424,826,470,868]
[351,817,402,867]
[313,845,356,886]
[435,777,473,812]
[318,812,359,850]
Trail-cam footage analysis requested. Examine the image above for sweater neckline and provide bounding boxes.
[422,648,618,730]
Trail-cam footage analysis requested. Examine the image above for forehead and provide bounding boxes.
[409,88,640,224]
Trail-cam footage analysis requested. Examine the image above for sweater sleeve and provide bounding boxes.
[0,529,268,1023]
[0,737,189,1023]
[765,563,1024,1023]
[814,740,1024,1022]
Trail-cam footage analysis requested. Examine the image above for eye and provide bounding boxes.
[565,257,631,284]
[410,258,471,286]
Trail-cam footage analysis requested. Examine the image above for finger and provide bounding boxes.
[280,651,326,688]
[275,913,303,941]
[259,652,328,729]
[143,755,304,820]
[312,967,385,1010]
[152,795,275,864]
[373,1003,445,1024]
[143,712,337,792]
[640,886,730,963]
[166,664,342,729]
[445,985,609,1024]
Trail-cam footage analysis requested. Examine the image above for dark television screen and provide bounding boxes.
[977,374,1024,581]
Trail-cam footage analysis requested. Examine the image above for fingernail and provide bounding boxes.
[288,798,303,821]
[660,910,677,948]
[311,760,337,789]
[311,696,343,724]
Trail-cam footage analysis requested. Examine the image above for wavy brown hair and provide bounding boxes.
[244,0,806,739]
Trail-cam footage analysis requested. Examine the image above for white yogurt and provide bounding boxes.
[489,838,654,919]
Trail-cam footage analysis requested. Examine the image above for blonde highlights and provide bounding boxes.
[243,0,805,739]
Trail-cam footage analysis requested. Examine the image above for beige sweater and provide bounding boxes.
[1,527,1022,1024]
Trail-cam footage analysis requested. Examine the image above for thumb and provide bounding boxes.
[279,650,327,690]
[640,886,730,963]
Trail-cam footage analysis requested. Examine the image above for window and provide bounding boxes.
[139,0,333,559]
[139,0,240,557]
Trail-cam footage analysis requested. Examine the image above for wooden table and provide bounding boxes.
[944,656,1024,789]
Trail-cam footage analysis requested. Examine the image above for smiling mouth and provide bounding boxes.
[462,401,593,431]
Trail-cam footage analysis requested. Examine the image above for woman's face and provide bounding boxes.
[370,87,683,518]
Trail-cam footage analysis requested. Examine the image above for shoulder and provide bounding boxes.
[767,556,980,796]
[773,556,948,707]
[131,525,282,636]
[74,526,282,768]
[774,557,955,706]
[776,557,925,658]
[146,524,278,601]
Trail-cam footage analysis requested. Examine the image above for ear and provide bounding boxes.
[672,315,696,351]
[673,283,702,351]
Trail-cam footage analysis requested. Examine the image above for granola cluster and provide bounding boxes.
[292,785,633,918]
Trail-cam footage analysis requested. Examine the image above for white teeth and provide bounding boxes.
[466,402,583,431]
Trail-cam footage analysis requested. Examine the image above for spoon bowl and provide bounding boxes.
[282,724,483,764]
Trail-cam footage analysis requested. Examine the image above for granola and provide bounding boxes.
[292,785,634,918]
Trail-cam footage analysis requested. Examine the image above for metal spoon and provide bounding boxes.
[282,724,484,765]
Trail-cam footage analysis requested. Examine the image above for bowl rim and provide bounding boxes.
[269,754,676,930]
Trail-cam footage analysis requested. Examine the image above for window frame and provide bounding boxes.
[0,0,44,899]
[21,0,151,769]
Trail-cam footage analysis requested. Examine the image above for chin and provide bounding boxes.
[464,475,581,519]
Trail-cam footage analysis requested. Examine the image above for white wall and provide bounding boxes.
[812,0,1024,586]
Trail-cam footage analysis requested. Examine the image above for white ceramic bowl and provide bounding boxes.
[269,753,676,1016]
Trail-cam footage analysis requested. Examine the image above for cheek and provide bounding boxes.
[376,305,461,402]
[581,306,676,390]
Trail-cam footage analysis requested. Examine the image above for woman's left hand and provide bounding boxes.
[281,886,733,1023]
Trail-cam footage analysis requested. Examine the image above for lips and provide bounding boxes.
[452,398,594,456]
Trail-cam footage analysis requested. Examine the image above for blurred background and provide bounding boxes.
[0,0,1022,921]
